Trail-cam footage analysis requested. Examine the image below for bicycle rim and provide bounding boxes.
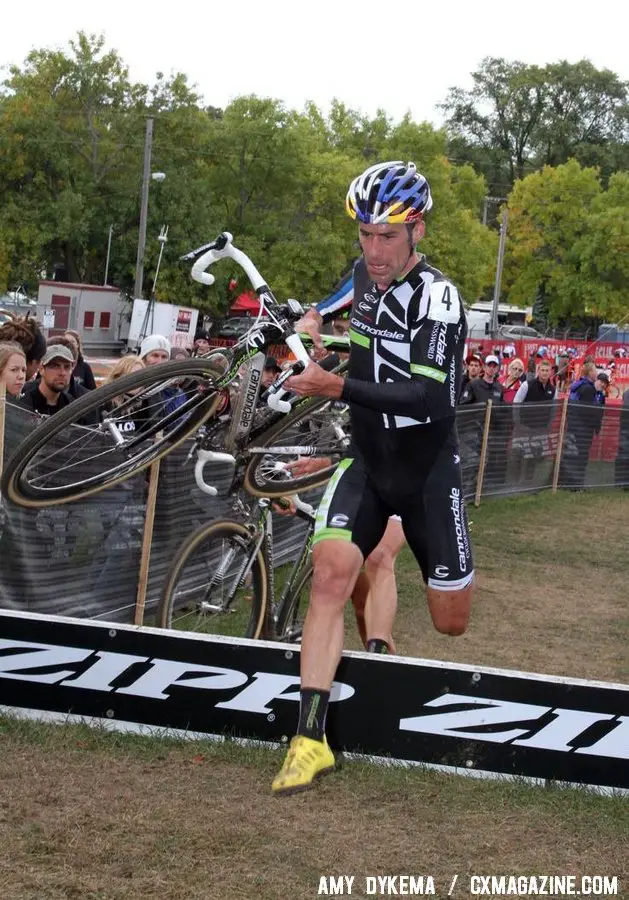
[158,520,267,639]
[2,359,223,507]
[242,396,351,498]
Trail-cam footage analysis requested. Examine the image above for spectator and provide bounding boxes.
[19,343,97,424]
[192,328,211,357]
[139,335,171,366]
[526,353,537,381]
[459,353,482,400]
[615,387,629,488]
[0,312,46,380]
[501,358,526,403]
[459,354,506,488]
[0,342,27,399]
[559,361,604,490]
[595,371,609,404]
[262,355,282,390]
[103,355,145,386]
[512,358,556,485]
[171,347,190,361]
[460,355,504,404]
[102,357,146,433]
[64,330,96,390]
[48,335,86,400]
[555,351,572,392]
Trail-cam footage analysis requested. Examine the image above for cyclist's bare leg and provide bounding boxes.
[426,582,474,636]
[356,518,405,652]
[300,539,364,690]
[350,571,370,648]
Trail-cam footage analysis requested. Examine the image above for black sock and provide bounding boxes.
[367,638,389,654]
[297,688,330,741]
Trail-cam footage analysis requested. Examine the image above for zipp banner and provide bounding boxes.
[0,610,627,790]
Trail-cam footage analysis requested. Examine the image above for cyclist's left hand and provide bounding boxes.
[285,362,344,399]
[272,497,296,516]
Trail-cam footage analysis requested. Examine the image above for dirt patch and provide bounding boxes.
[0,722,627,900]
[345,491,629,684]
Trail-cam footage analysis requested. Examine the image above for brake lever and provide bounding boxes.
[264,361,305,413]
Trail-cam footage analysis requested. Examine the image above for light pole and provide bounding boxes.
[490,208,509,338]
[133,116,167,299]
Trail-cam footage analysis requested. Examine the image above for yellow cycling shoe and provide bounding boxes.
[272,735,336,795]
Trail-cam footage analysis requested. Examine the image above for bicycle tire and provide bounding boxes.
[242,396,350,498]
[276,563,313,643]
[158,519,268,639]
[2,359,224,508]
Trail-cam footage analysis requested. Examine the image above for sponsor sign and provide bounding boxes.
[0,610,627,790]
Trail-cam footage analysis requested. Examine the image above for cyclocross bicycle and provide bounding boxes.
[158,483,317,642]
[1,233,351,508]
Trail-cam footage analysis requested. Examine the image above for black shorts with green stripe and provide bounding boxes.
[312,441,474,592]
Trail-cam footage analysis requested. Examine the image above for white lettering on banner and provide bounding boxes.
[0,639,93,684]
[400,694,629,760]
[401,694,550,743]
[115,661,249,700]
[0,639,354,714]
[512,708,617,752]
[218,675,355,713]
[576,716,629,760]
[61,651,149,690]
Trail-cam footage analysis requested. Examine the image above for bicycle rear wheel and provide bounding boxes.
[158,519,268,639]
[2,359,224,508]
[242,396,351,498]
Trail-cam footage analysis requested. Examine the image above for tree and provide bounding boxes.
[441,57,629,191]
[504,160,629,324]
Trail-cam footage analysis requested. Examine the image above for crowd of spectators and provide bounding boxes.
[457,347,629,491]
[1,313,629,495]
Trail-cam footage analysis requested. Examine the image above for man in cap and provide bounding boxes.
[19,342,98,421]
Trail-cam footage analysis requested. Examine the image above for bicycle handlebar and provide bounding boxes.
[188,232,267,292]
[184,231,313,413]
[194,447,236,496]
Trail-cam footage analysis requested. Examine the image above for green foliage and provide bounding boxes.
[505,160,629,324]
[0,32,498,314]
[442,57,629,192]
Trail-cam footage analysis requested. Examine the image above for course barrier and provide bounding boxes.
[0,609,627,792]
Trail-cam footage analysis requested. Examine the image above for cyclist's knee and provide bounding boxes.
[312,542,362,606]
[427,585,473,636]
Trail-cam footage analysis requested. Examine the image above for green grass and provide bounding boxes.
[1,490,628,899]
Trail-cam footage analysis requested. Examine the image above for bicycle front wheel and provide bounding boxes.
[2,359,224,508]
[243,396,351,498]
[158,519,268,639]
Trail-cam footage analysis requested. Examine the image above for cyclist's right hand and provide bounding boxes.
[296,308,324,352]
[287,456,331,478]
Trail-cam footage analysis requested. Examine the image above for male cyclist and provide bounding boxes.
[272,160,474,794]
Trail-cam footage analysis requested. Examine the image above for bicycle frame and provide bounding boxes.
[224,495,315,640]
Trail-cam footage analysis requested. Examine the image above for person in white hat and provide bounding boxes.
[139,335,171,366]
